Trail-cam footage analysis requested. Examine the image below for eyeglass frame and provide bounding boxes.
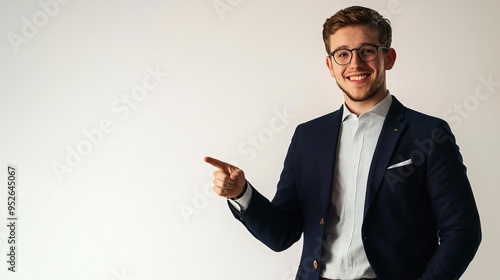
[328,44,390,66]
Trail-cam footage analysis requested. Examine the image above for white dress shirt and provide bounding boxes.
[321,93,392,279]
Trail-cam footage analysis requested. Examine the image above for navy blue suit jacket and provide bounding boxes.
[230,96,481,280]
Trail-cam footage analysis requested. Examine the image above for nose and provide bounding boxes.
[349,50,364,68]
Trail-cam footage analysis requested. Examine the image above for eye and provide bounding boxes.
[335,50,350,58]
[360,47,376,56]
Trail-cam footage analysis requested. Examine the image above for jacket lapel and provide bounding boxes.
[364,97,407,216]
[320,106,343,216]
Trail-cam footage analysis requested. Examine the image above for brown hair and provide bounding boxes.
[322,6,392,53]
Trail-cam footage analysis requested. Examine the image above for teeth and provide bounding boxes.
[350,75,367,81]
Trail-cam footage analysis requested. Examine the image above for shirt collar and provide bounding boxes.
[342,91,393,121]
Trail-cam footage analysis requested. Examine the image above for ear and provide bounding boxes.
[325,56,336,78]
[384,48,397,70]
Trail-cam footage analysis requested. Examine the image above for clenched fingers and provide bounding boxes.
[213,170,236,190]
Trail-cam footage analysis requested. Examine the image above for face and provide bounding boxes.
[326,25,396,108]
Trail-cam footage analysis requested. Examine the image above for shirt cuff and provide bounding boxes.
[228,182,252,212]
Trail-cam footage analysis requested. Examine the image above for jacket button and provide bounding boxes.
[319,217,325,226]
[313,259,319,269]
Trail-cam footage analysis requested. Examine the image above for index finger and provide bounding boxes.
[204,156,230,170]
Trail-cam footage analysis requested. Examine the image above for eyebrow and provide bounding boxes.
[332,42,378,52]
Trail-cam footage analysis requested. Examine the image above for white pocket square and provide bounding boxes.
[387,159,413,170]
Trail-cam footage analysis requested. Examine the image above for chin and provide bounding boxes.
[337,80,383,103]
[346,91,377,102]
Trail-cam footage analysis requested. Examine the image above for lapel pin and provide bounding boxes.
[394,128,398,132]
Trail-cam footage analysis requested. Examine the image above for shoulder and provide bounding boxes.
[392,99,455,145]
[392,96,451,132]
[296,107,342,132]
[405,107,445,126]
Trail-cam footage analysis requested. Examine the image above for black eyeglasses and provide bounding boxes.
[329,44,389,65]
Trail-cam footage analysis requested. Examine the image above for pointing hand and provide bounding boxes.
[204,156,246,199]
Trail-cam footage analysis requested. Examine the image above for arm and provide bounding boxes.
[205,130,304,252]
[419,122,481,279]
[227,180,303,252]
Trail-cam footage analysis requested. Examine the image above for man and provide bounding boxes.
[204,6,481,280]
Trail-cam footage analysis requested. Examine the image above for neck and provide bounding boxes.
[344,90,388,116]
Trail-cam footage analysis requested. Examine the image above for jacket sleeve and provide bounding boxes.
[228,129,304,252]
[418,121,481,279]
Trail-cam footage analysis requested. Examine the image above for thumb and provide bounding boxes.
[229,169,241,181]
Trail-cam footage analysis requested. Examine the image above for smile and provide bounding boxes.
[348,74,369,81]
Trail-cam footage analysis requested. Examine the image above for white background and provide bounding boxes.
[0,0,498,279]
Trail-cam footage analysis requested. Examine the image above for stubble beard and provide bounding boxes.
[336,73,385,103]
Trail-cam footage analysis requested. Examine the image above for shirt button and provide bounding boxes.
[319,217,325,226]
[313,259,319,269]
